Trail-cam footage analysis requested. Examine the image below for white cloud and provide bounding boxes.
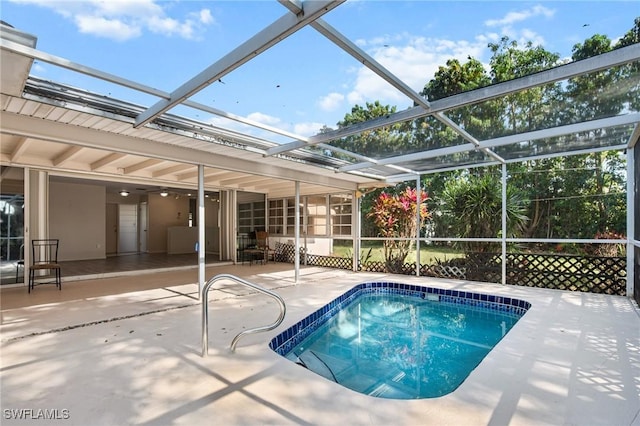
[318,92,344,111]
[340,6,558,110]
[204,113,286,143]
[9,0,214,41]
[485,4,555,27]
[520,28,545,47]
[31,62,47,75]
[92,0,164,19]
[482,4,554,48]
[74,15,141,41]
[345,34,488,109]
[147,15,193,39]
[247,112,282,127]
[293,122,326,137]
[243,113,325,138]
[197,9,214,25]
[205,112,323,141]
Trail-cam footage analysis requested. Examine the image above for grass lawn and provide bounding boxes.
[332,241,464,264]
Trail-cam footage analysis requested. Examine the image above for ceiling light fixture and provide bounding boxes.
[160,190,169,197]
[119,190,129,197]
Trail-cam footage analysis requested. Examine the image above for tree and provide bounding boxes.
[420,57,496,139]
[332,101,412,157]
[418,57,496,238]
[615,17,640,117]
[368,187,430,272]
[438,170,528,252]
[332,102,419,239]
[565,34,628,236]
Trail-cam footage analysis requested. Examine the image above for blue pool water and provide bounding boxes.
[270,282,530,399]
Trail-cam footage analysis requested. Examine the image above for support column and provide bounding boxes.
[198,165,205,300]
[294,181,300,283]
[501,164,507,285]
[26,169,49,284]
[627,146,635,298]
[29,169,49,241]
[353,191,360,273]
[415,176,421,277]
[22,167,31,279]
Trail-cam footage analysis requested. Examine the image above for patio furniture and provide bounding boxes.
[15,243,24,283]
[238,232,264,265]
[29,239,62,293]
[256,231,275,263]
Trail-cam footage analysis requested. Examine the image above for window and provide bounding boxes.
[286,197,304,236]
[268,199,284,235]
[268,194,353,237]
[306,196,327,236]
[238,201,265,235]
[330,194,352,236]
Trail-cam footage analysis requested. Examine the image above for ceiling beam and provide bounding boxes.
[9,136,29,162]
[253,180,294,191]
[123,158,164,174]
[91,152,126,170]
[52,145,84,167]
[175,170,200,181]
[152,164,193,178]
[203,169,235,180]
[179,169,234,182]
[219,175,269,187]
[203,171,238,183]
[134,0,342,128]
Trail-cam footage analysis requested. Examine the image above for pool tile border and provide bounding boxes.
[270,281,531,356]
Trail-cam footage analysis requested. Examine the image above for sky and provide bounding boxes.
[1,0,638,144]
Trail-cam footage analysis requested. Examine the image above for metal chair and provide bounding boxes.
[15,243,24,283]
[29,239,62,293]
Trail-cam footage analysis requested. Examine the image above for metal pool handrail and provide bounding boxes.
[201,273,286,356]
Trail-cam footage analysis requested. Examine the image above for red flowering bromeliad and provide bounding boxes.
[368,187,430,273]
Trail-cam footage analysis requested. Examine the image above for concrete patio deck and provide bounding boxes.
[1,264,639,425]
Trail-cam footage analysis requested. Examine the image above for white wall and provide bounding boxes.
[148,194,190,253]
[50,181,106,261]
[49,181,220,260]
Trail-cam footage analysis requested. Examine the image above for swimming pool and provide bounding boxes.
[270,282,530,399]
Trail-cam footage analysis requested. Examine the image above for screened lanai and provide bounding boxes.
[0,1,638,303]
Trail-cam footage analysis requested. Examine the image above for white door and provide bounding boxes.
[118,204,138,254]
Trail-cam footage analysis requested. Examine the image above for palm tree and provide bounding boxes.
[438,171,528,253]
